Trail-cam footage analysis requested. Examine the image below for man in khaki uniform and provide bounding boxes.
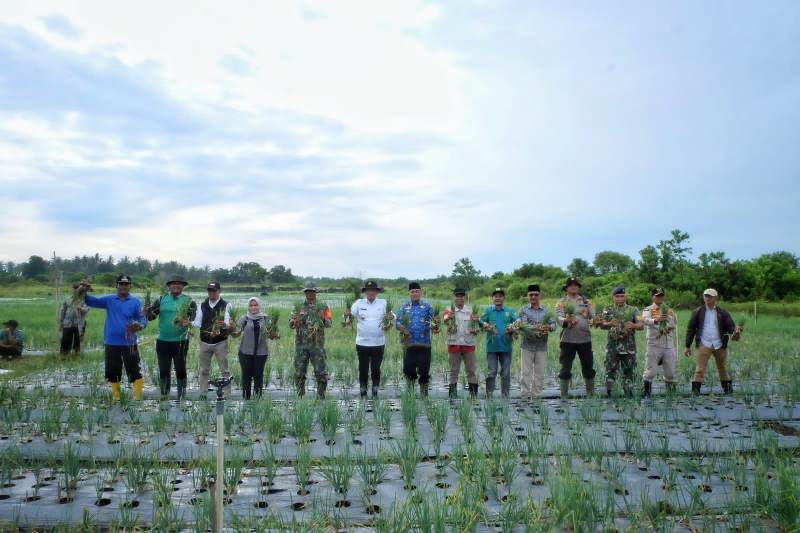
[641,287,677,397]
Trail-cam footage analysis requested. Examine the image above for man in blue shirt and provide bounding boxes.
[395,282,437,397]
[480,288,518,398]
[81,274,147,401]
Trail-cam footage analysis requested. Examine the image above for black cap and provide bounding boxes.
[527,284,540,293]
[116,274,131,284]
[563,277,581,290]
[166,275,189,286]
[453,288,466,296]
[362,280,383,292]
[3,320,18,328]
[207,281,221,291]
[612,286,626,296]
[408,282,421,290]
[492,287,505,296]
[651,287,665,296]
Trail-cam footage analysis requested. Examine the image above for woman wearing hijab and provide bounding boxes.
[233,297,270,399]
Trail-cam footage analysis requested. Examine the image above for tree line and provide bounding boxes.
[1,230,798,306]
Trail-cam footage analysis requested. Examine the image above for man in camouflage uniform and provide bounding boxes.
[641,287,677,398]
[598,286,643,398]
[290,284,332,398]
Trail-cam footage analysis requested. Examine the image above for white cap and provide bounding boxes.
[703,288,718,297]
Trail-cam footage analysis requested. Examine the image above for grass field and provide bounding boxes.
[0,292,798,531]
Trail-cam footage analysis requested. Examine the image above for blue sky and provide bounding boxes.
[0,1,798,278]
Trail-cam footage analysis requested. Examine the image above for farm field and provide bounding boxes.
[0,294,798,531]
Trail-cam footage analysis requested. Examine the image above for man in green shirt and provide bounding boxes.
[145,275,197,400]
[480,288,518,398]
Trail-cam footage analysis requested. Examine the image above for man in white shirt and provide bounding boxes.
[344,280,394,398]
[684,288,741,395]
[192,281,232,397]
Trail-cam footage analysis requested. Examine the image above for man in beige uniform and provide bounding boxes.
[443,288,479,398]
[641,287,677,397]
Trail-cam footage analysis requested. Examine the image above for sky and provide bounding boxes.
[0,1,798,278]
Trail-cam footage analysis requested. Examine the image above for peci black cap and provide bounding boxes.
[116,274,131,284]
[362,280,383,292]
[207,281,221,291]
[527,284,541,293]
[453,288,466,296]
[408,282,421,291]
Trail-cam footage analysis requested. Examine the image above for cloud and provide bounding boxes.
[39,14,80,40]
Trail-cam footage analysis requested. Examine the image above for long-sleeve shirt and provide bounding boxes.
[685,305,736,349]
[444,305,478,347]
[700,307,722,349]
[84,293,147,346]
[351,298,392,347]
[517,304,556,351]
[481,305,518,353]
[237,315,269,357]
[642,304,676,349]
[58,300,88,329]
[148,293,197,342]
[191,299,231,328]
[556,295,594,344]
[395,300,433,347]
[290,301,332,349]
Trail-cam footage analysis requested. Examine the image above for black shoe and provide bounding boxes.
[468,383,478,398]
[643,381,652,398]
[371,386,379,398]
[176,378,187,400]
[691,382,701,396]
[606,388,612,398]
[360,387,367,398]
[159,378,171,399]
[448,384,457,399]
[721,380,733,394]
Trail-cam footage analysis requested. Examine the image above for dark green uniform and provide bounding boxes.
[291,301,332,397]
[601,304,640,395]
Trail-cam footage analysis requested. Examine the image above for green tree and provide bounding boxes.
[593,251,635,274]
[269,265,297,284]
[638,245,660,284]
[567,258,594,279]
[451,257,482,290]
[22,255,48,279]
[657,229,692,272]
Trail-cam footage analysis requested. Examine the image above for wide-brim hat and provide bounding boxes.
[362,280,383,292]
[166,275,189,286]
[563,277,581,290]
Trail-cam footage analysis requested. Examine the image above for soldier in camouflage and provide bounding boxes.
[598,286,643,398]
[290,284,332,398]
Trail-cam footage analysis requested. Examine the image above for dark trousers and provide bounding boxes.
[357,345,384,389]
[104,345,142,383]
[559,342,596,380]
[60,327,81,354]
[0,346,21,358]
[403,345,432,385]
[239,352,268,399]
[156,340,189,381]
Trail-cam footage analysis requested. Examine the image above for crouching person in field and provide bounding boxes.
[193,282,232,398]
[641,287,677,397]
[232,297,271,400]
[290,284,332,398]
[82,275,147,400]
[0,320,24,359]
[684,288,742,395]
